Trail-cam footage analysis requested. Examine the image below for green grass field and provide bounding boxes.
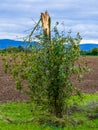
[0,93,98,130]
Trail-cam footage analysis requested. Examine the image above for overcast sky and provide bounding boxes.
[0,0,98,43]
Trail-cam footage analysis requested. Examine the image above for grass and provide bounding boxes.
[0,93,98,130]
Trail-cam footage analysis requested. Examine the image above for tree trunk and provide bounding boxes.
[41,11,63,118]
[41,11,51,41]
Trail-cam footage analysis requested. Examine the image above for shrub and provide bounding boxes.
[3,19,88,126]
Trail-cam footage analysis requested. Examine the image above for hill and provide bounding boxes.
[0,39,98,51]
[0,39,24,49]
[80,43,98,51]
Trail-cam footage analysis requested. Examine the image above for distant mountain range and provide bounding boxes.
[0,39,25,49]
[0,39,98,51]
[0,39,37,49]
[80,43,98,51]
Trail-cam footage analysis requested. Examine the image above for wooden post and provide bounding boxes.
[41,11,51,41]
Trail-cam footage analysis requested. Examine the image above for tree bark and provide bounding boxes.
[41,11,51,41]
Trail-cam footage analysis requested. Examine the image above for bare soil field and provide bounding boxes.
[74,56,98,94]
[0,56,98,103]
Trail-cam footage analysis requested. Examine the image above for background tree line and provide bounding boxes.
[0,45,98,56]
[80,47,98,56]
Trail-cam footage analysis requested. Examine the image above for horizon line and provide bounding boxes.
[0,38,98,44]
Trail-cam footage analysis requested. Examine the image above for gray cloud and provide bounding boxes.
[0,0,98,41]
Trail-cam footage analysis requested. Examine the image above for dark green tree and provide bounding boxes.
[3,13,87,124]
[91,48,98,55]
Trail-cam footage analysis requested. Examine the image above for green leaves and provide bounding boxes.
[2,21,89,123]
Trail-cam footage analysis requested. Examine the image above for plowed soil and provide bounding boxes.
[0,56,98,103]
[74,56,98,94]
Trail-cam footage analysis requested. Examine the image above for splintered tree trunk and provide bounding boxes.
[41,11,63,118]
[41,11,51,41]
